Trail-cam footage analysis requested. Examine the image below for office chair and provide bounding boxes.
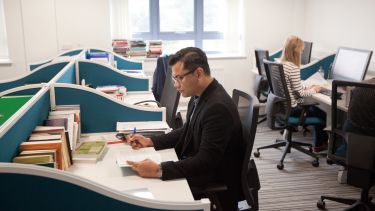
[301,41,313,65]
[191,89,261,211]
[317,80,375,210]
[135,58,182,129]
[254,49,270,124]
[253,60,320,170]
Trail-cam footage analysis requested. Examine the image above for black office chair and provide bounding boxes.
[254,49,270,124]
[317,80,375,210]
[135,64,182,129]
[191,89,261,211]
[253,60,320,170]
[301,41,313,65]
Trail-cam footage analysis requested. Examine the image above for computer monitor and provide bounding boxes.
[331,47,373,81]
[301,41,313,65]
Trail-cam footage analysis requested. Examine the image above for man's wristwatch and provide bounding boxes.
[156,164,162,178]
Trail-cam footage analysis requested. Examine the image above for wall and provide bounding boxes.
[0,0,302,98]
[0,0,111,79]
[304,0,375,71]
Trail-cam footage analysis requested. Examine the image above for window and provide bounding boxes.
[111,0,244,55]
[0,0,10,62]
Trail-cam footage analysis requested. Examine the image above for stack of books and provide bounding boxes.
[112,39,129,57]
[12,105,81,170]
[147,40,162,58]
[128,40,147,57]
[14,126,72,170]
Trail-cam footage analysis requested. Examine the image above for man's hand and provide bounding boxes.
[127,134,154,149]
[127,159,160,178]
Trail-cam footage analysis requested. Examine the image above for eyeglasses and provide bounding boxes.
[172,69,196,82]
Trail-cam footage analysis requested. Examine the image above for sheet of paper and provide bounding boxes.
[116,148,162,167]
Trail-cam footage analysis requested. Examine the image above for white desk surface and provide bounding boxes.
[68,132,194,202]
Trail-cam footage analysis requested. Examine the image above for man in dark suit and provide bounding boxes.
[127,47,244,210]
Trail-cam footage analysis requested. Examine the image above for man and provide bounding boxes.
[127,47,244,210]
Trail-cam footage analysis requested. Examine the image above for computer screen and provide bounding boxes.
[331,47,373,81]
[301,41,313,65]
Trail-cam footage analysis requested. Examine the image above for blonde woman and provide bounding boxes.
[281,35,328,152]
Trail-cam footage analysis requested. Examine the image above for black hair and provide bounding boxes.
[168,47,210,75]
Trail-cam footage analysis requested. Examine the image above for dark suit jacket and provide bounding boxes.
[152,79,245,201]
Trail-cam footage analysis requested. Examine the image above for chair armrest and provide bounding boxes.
[190,184,228,195]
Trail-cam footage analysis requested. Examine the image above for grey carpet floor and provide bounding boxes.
[252,121,375,211]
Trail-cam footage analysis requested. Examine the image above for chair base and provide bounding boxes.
[318,195,375,211]
[254,138,319,169]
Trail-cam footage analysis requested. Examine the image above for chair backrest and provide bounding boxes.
[328,80,375,165]
[232,89,260,210]
[254,49,270,76]
[159,66,181,129]
[346,132,375,189]
[301,41,313,65]
[263,60,292,127]
[152,56,169,102]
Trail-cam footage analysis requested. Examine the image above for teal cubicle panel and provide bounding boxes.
[54,86,163,133]
[269,49,282,61]
[300,54,336,80]
[55,62,76,84]
[61,49,84,57]
[78,61,149,91]
[0,89,50,162]
[114,54,143,70]
[0,62,69,93]
[0,163,208,211]
[29,60,52,71]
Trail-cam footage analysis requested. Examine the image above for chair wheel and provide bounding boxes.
[317,199,325,209]
[253,151,260,158]
[326,159,334,165]
[312,160,319,167]
[277,162,284,170]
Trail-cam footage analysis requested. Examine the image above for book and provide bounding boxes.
[13,154,54,164]
[73,141,107,163]
[44,118,68,130]
[20,140,64,169]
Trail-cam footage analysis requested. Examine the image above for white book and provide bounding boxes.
[116,148,162,167]
[116,121,169,132]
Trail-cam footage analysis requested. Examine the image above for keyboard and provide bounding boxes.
[319,87,343,99]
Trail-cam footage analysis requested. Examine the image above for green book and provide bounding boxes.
[74,141,106,158]
[0,95,33,126]
[13,154,54,164]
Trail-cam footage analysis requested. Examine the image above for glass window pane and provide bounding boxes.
[0,0,9,59]
[203,40,224,52]
[129,0,149,32]
[163,40,194,54]
[160,0,194,32]
[204,0,226,32]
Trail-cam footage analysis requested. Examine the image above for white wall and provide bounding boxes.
[304,0,375,71]
[0,0,111,78]
[0,0,303,98]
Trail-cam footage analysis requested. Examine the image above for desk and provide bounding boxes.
[68,132,194,202]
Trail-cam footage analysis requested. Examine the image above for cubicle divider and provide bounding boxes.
[269,49,282,61]
[300,54,336,80]
[77,60,149,91]
[0,86,50,162]
[29,49,85,71]
[51,60,77,84]
[52,83,164,133]
[87,48,143,70]
[0,61,70,93]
